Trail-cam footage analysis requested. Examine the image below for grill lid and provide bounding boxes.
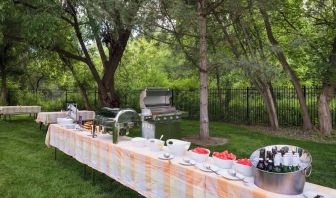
[96,107,121,118]
[140,88,173,109]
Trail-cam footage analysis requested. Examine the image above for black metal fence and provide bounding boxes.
[6,87,336,127]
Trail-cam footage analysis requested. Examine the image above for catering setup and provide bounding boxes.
[45,123,336,198]
[43,88,335,198]
[35,103,95,128]
[0,105,41,120]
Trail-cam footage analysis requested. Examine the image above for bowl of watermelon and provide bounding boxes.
[212,150,236,169]
[190,147,210,162]
[234,158,254,177]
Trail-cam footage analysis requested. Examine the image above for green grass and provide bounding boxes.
[0,116,335,198]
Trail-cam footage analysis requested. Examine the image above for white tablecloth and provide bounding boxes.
[36,111,95,125]
[0,106,41,115]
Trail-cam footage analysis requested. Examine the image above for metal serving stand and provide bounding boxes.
[93,107,139,143]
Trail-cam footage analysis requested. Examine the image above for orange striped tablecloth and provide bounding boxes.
[45,124,336,198]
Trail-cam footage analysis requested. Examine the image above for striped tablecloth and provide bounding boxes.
[36,111,95,125]
[0,106,41,115]
[45,124,336,198]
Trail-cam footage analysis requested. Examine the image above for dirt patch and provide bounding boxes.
[182,134,228,146]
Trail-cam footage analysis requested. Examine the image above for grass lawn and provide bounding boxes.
[0,116,335,198]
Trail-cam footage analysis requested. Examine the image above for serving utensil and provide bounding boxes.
[228,169,249,184]
[205,164,220,175]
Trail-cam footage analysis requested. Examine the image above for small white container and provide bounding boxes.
[213,157,234,169]
[131,137,147,148]
[233,161,254,177]
[166,139,191,156]
[148,139,164,152]
[189,149,210,163]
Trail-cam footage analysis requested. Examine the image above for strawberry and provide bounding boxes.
[212,150,236,160]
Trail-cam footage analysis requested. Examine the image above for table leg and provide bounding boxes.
[83,164,86,178]
[54,147,57,160]
[39,122,43,130]
[92,168,95,185]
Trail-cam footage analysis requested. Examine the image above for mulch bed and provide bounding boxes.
[182,134,228,146]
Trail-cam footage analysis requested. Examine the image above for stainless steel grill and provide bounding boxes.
[94,107,139,143]
[140,88,182,140]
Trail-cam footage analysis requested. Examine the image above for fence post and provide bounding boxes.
[65,89,68,105]
[246,87,250,125]
[171,89,174,106]
[94,89,97,107]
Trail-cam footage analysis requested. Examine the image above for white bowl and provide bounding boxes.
[189,149,210,163]
[233,161,254,177]
[213,156,234,169]
[64,124,76,129]
[57,118,73,125]
[148,139,164,152]
[166,139,191,156]
[131,137,147,148]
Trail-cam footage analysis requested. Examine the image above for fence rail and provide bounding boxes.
[6,87,336,127]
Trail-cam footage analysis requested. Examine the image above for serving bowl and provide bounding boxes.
[131,137,147,148]
[190,149,210,163]
[148,139,164,152]
[233,161,254,177]
[166,139,191,156]
[213,157,234,169]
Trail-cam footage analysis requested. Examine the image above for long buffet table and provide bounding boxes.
[36,110,95,125]
[0,106,41,120]
[0,105,41,115]
[45,124,336,198]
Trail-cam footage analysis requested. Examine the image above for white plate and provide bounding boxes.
[303,191,331,198]
[158,153,175,160]
[196,164,220,173]
[179,159,196,166]
[196,164,212,172]
[218,169,240,180]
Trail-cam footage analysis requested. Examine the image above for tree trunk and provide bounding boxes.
[0,62,8,105]
[260,81,279,129]
[198,0,209,140]
[99,74,119,108]
[318,36,336,135]
[259,6,313,130]
[318,84,334,135]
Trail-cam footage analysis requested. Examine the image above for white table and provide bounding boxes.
[0,106,41,119]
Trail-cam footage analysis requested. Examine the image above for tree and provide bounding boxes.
[212,1,280,129]
[0,1,26,104]
[258,0,313,130]
[198,0,210,140]
[14,0,147,107]
[303,0,336,135]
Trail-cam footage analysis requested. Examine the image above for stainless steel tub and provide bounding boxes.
[250,145,312,195]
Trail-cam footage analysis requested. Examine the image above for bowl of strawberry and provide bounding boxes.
[212,150,236,169]
[234,158,254,176]
[190,147,210,162]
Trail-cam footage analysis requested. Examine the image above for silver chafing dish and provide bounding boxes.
[250,145,312,195]
[93,107,139,143]
[140,88,183,140]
